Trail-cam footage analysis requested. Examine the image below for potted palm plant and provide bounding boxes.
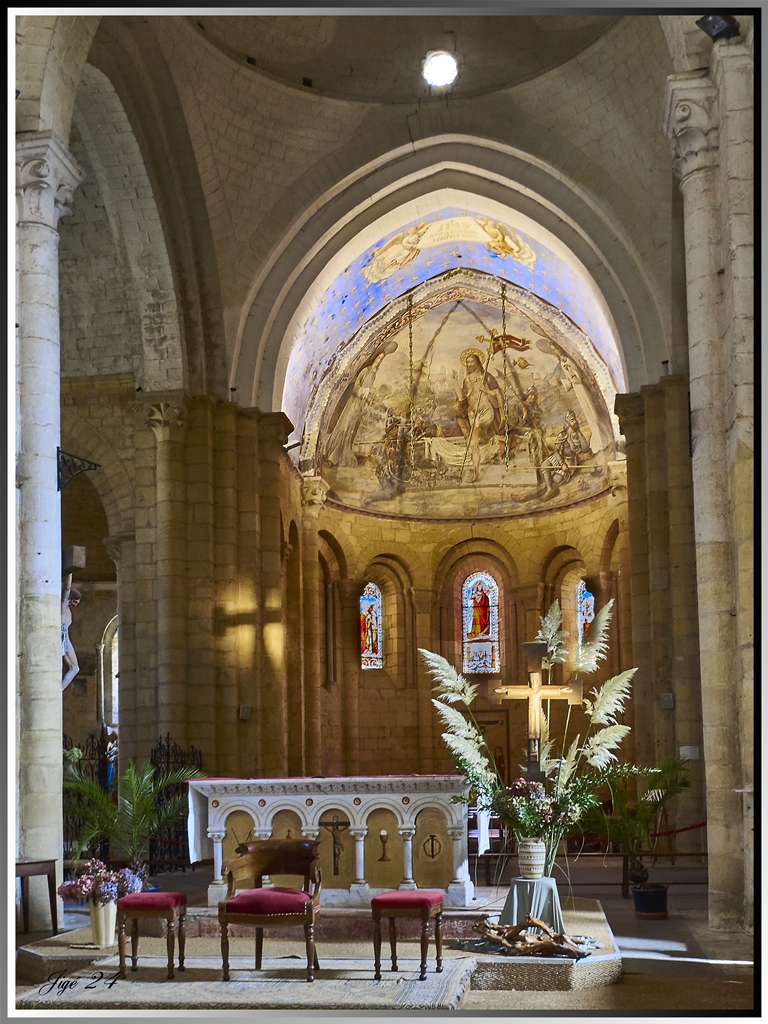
[579,756,691,917]
[64,758,205,887]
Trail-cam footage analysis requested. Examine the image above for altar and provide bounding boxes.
[188,776,475,908]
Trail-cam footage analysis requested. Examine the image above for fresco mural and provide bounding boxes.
[312,279,615,519]
[282,206,626,460]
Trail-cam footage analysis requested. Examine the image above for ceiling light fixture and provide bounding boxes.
[422,51,458,88]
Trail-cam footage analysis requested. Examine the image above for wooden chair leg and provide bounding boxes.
[165,916,175,980]
[373,913,382,980]
[419,915,429,980]
[388,917,398,972]
[130,917,139,971]
[221,921,230,981]
[255,927,263,970]
[21,877,29,934]
[117,914,127,979]
[435,912,443,973]
[304,922,315,983]
[177,909,186,972]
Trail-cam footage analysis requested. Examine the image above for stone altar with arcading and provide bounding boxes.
[188,776,475,908]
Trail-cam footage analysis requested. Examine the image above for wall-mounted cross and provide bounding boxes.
[494,641,583,780]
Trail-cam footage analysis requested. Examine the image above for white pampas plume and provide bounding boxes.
[585,669,636,725]
[574,600,614,675]
[539,714,558,778]
[419,649,478,705]
[583,724,631,768]
[431,699,482,745]
[556,735,581,791]
[535,601,569,665]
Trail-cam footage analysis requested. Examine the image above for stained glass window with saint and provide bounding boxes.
[462,571,499,674]
[577,579,595,649]
[360,582,383,669]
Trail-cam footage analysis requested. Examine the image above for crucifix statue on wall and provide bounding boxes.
[494,641,582,780]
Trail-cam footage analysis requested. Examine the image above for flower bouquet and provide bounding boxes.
[421,599,656,877]
[58,858,144,947]
[58,858,143,904]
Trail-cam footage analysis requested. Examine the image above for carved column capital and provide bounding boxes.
[301,475,330,512]
[348,828,368,840]
[662,72,719,180]
[446,826,465,841]
[258,411,294,446]
[206,830,227,843]
[16,131,85,230]
[337,579,363,606]
[613,393,645,444]
[132,391,188,443]
[410,587,434,616]
[103,533,135,566]
[397,827,416,840]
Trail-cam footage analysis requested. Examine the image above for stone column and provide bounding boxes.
[337,580,362,775]
[410,588,435,773]
[301,478,330,776]
[257,413,292,776]
[103,533,135,759]
[613,394,655,766]
[16,132,84,929]
[397,827,417,889]
[207,829,230,906]
[663,70,744,931]
[446,824,474,907]
[133,394,189,747]
[349,828,369,894]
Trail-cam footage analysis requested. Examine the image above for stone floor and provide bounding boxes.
[15,856,756,1014]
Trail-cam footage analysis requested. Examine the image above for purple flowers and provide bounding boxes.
[58,858,143,905]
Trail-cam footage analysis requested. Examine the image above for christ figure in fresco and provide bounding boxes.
[450,349,502,484]
[467,580,491,639]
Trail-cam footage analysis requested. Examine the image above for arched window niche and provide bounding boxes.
[461,571,500,674]
[577,578,596,649]
[360,582,383,670]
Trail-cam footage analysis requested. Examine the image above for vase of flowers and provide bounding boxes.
[58,858,143,947]
[516,837,547,879]
[421,598,661,879]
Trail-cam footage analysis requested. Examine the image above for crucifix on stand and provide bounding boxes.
[494,641,583,781]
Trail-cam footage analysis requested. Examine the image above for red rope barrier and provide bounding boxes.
[650,820,707,839]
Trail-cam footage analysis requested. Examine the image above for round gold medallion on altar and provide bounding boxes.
[211,800,219,808]
[353,797,361,805]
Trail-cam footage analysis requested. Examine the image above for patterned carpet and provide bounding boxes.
[16,954,475,1010]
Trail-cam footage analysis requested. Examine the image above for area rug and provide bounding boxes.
[15,954,475,1011]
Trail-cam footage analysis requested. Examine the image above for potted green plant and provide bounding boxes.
[63,759,205,886]
[580,756,691,917]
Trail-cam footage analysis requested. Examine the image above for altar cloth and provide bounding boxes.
[497,876,565,933]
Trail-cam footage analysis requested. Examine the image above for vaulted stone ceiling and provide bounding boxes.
[190,14,620,101]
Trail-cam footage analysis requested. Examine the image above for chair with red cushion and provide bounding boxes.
[116,891,187,980]
[371,889,444,981]
[219,839,322,983]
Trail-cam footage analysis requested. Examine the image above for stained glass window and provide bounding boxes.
[577,579,595,649]
[360,582,383,670]
[461,571,500,674]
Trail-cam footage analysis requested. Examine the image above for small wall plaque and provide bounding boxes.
[679,745,700,760]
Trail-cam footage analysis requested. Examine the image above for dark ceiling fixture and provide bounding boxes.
[695,15,741,41]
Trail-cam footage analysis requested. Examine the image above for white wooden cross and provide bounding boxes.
[494,641,583,776]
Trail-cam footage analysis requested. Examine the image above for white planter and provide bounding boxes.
[517,838,546,879]
[89,898,117,947]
